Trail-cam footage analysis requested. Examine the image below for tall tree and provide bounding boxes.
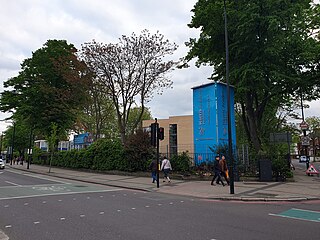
[0,40,90,137]
[184,0,320,153]
[76,78,118,141]
[80,30,178,144]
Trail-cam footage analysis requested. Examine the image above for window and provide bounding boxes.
[169,124,177,157]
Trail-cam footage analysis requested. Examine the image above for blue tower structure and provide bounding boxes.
[192,82,236,165]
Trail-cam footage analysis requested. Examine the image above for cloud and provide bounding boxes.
[0,0,318,131]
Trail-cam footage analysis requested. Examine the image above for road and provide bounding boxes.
[1,168,320,240]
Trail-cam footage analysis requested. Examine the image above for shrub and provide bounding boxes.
[170,152,191,172]
[124,129,155,171]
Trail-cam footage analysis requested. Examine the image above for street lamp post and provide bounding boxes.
[0,133,3,157]
[10,122,16,165]
[300,91,309,169]
[223,0,235,194]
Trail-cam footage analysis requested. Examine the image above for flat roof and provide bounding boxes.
[192,81,234,90]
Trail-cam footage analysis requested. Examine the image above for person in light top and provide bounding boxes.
[161,156,172,182]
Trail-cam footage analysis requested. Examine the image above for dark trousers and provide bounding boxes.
[151,170,157,182]
[221,171,230,185]
[211,171,225,185]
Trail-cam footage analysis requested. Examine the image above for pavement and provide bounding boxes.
[6,159,320,202]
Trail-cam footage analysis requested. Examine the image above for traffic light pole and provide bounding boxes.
[156,126,160,188]
[150,118,163,188]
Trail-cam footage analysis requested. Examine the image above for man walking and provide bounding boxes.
[149,159,158,183]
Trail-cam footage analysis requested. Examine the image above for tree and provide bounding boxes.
[0,40,91,137]
[126,107,152,135]
[76,79,118,141]
[184,0,320,153]
[80,30,178,144]
[47,123,58,173]
[2,120,29,158]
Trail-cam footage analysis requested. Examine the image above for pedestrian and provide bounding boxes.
[161,156,172,182]
[149,159,158,183]
[219,155,230,185]
[211,155,225,186]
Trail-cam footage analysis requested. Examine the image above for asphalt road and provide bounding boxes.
[1,169,320,240]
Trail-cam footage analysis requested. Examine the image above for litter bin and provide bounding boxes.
[259,159,272,182]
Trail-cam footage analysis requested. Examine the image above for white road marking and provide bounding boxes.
[131,208,136,210]
[24,203,29,206]
[6,169,70,184]
[60,217,66,220]
[34,221,40,224]
[292,208,320,214]
[0,188,123,201]
[5,181,21,186]
[99,212,105,215]
[5,225,12,228]
[145,206,150,208]
[42,201,46,204]
[4,205,9,208]
[80,214,85,218]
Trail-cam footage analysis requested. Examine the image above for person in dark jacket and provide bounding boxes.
[149,159,158,183]
[211,155,225,186]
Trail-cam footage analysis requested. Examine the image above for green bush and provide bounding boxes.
[39,138,125,171]
[124,129,155,172]
[170,152,191,172]
[272,156,291,178]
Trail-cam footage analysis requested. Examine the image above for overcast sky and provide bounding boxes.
[0,0,319,132]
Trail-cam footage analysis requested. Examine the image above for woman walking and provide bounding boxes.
[161,156,172,182]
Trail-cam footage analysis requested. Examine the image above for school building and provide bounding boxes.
[143,82,236,165]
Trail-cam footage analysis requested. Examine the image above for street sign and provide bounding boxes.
[269,132,292,143]
[306,164,319,176]
[300,121,309,130]
[301,136,310,146]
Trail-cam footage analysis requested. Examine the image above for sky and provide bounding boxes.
[0,0,319,132]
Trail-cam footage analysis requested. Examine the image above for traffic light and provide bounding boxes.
[158,127,164,140]
[150,123,157,147]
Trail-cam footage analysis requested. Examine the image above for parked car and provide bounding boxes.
[299,155,308,163]
[0,159,5,169]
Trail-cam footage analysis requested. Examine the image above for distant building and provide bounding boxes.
[143,115,193,157]
[142,81,236,165]
[73,132,93,149]
[35,140,48,151]
[192,82,236,164]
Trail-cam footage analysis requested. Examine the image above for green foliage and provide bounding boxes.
[0,39,91,137]
[272,156,291,178]
[80,30,177,143]
[2,120,30,156]
[184,0,320,154]
[44,139,126,171]
[124,129,155,171]
[170,152,191,172]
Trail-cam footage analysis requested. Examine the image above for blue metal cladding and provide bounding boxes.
[74,133,89,145]
[193,82,236,164]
